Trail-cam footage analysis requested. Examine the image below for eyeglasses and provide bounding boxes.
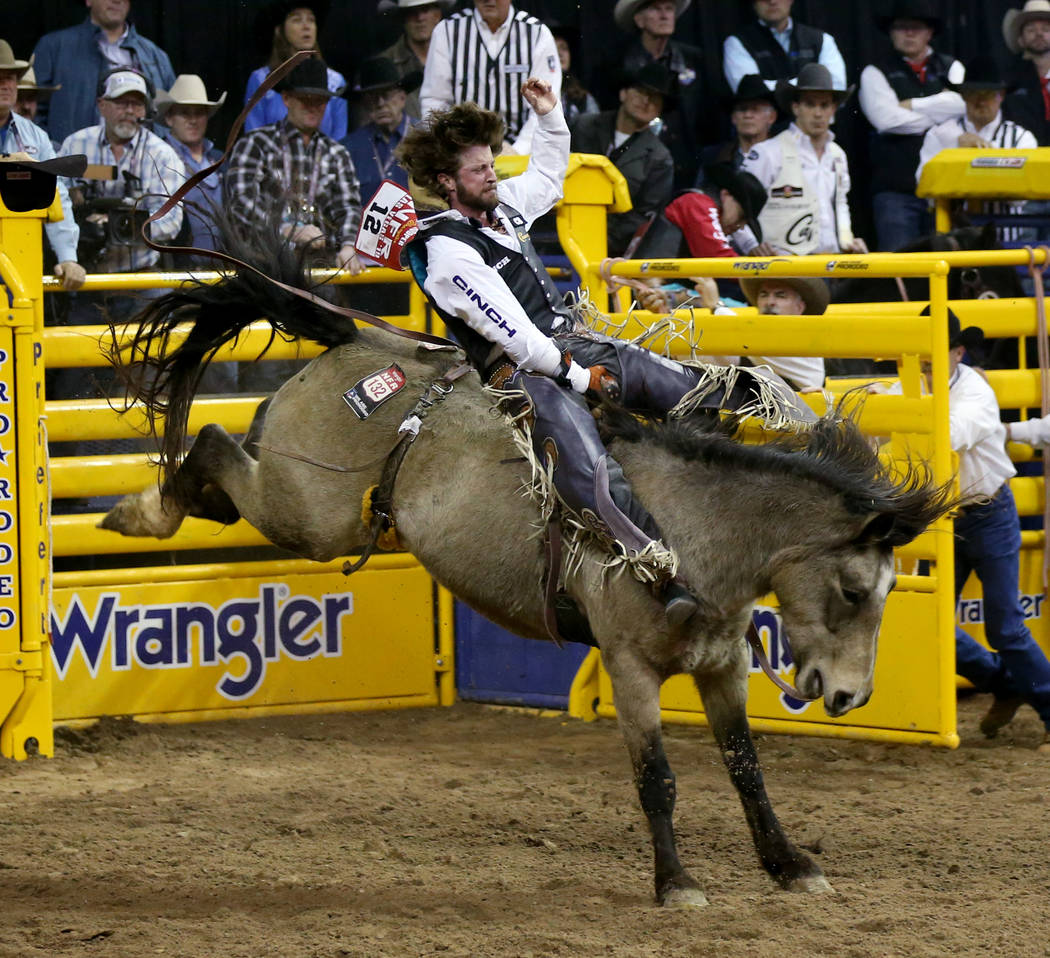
[363,89,403,105]
[106,98,147,113]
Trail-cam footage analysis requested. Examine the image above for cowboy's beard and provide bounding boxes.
[108,117,140,141]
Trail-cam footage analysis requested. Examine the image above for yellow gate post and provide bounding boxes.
[0,194,57,759]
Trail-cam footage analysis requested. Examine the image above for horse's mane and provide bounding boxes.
[602,405,957,546]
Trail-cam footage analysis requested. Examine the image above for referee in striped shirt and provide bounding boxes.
[419,0,561,155]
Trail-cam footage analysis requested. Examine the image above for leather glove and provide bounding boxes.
[587,365,621,402]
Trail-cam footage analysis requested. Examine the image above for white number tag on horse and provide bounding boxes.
[343,364,408,420]
[354,181,419,271]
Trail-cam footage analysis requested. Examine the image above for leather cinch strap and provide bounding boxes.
[1026,245,1050,587]
[745,621,819,701]
[140,50,455,351]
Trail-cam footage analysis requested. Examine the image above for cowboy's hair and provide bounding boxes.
[397,102,505,200]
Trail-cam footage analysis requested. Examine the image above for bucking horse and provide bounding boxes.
[99,238,957,907]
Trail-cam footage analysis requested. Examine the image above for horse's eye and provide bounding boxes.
[842,587,865,605]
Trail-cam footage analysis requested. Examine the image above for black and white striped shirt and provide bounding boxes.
[419,5,561,154]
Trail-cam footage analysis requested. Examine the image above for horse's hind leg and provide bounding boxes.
[100,423,251,538]
[693,660,832,893]
[603,649,707,908]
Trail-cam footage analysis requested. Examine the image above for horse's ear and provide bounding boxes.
[853,512,897,546]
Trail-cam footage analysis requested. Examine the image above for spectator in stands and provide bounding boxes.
[155,75,226,256]
[724,0,847,94]
[227,58,361,272]
[378,0,452,121]
[601,0,709,187]
[15,63,60,129]
[244,1,348,142]
[699,73,779,173]
[917,56,1037,183]
[1002,1,1050,146]
[0,40,83,291]
[859,0,965,251]
[550,22,598,127]
[32,0,175,144]
[341,57,418,207]
[420,0,561,155]
[740,63,868,255]
[570,63,675,257]
[59,67,184,275]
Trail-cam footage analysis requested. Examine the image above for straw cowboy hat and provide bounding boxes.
[0,40,31,78]
[739,276,831,315]
[1002,0,1050,54]
[154,75,227,119]
[377,0,455,13]
[875,0,943,34]
[774,63,854,114]
[17,63,60,96]
[614,0,692,33]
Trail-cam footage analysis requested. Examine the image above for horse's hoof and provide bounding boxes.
[98,490,183,539]
[660,886,709,908]
[784,873,834,894]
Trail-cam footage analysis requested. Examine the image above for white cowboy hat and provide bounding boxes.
[614,0,692,33]
[154,75,227,119]
[1003,0,1050,54]
[377,0,455,12]
[17,63,60,95]
[0,39,31,77]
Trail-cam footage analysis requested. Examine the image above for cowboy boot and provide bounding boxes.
[979,695,1025,738]
[659,578,700,628]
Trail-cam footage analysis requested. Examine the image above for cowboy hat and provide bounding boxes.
[774,63,854,114]
[620,62,679,105]
[950,56,1007,93]
[919,304,985,351]
[1002,0,1050,54]
[725,73,778,110]
[0,40,31,78]
[739,276,831,315]
[17,64,60,96]
[0,152,87,212]
[154,75,227,119]
[875,0,943,34]
[350,57,421,96]
[255,0,331,56]
[276,57,342,98]
[377,0,455,12]
[703,162,767,243]
[614,0,692,33]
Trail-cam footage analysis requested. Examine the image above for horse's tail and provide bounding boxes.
[109,213,358,480]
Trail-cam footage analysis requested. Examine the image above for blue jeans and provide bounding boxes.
[954,485,1050,730]
[872,191,933,252]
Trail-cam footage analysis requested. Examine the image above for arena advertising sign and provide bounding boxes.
[50,564,439,721]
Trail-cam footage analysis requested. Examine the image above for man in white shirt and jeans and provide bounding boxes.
[883,308,1050,751]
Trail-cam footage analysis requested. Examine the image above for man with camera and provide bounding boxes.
[58,67,185,274]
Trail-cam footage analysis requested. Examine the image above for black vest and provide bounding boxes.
[1003,62,1050,147]
[869,50,956,194]
[406,204,571,377]
[736,20,824,82]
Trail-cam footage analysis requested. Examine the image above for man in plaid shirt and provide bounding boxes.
[225,58,363,273]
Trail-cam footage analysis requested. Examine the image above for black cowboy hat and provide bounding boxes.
[351,57,421,96]
[875,0,943,33]
[620,62,678,105]
[276,57,341,97]
[920,305,985,351]
[254,0,331,57]
[0,153,86,213]
[774,63,854,114]
[725,73,778,111]
[950,56,1007,93]
[703,161,767,243]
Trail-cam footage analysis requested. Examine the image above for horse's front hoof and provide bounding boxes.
[784,873,834,894]
[660,885,709,908]
[98,488,183,539]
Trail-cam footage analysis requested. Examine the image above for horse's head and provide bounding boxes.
[768,513,902,717]
[940,223,1025,300]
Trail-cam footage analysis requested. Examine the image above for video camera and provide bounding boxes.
[71,172,151,268]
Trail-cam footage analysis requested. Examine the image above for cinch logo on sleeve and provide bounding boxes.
[452,275,517,337]
[50,584,352,701]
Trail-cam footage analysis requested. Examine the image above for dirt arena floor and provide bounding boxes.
[1,694,1048,958]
